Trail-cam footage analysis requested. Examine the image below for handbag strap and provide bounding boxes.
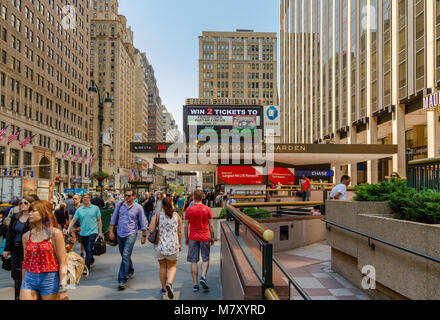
[114,201,125,228]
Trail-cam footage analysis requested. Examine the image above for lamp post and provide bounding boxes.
[88,80,112,196]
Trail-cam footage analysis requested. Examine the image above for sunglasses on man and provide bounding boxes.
[125,194,134,198]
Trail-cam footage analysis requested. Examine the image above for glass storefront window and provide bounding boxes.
[23,152,32,170]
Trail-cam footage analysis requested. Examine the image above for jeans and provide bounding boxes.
[117,233,138,284]
[80,234,98,269]
[302,190,310,202]
[145,211,153,226]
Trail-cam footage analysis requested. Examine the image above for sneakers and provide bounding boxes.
[166,283,174,299]
[160,288,167,295]
[82,269,88,276]
[118,283,127,291]
[200,277,209,290]
[192,284,200,292]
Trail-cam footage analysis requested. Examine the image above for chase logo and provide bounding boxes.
[267,106,278,121]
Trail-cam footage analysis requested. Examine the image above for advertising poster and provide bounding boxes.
[269,168,296,185]
[218,166,264,185]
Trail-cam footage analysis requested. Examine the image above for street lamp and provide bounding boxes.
[88,80,113,196]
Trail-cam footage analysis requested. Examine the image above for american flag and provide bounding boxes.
[74,150,81,162]
[89,153,95,166]
[19,134,36,148]
[80,151,88,164]
[8,129,22,144]
[64,148,73,159]
[0,125,9,142]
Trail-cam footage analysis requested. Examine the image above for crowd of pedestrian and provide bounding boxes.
[0,188,216,300]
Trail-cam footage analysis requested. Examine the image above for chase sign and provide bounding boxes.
[264,106,281,137]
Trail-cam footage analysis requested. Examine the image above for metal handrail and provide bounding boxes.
[232,201,324,208]
[226,204,274,241]
[273,257,312,300]
[323,219,440,264]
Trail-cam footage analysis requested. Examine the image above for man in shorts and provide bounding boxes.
[184,190,215,292]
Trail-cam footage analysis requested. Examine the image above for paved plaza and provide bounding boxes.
[0,232,222,301]
[275,242,371,300]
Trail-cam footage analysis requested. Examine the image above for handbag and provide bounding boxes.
[147,213,160,245]
[1,255,12,272]
[104,201,124,247]
[92,236,106,256]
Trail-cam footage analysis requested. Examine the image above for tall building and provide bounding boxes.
[90,0,135,191]
[199,30,278,106]
[134,50,149,143]
[145,61,163,142]
[162,105,179,143]
[280,0,440,184]
[0,0,92,194]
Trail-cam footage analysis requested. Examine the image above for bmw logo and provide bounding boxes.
[267,106,278,120]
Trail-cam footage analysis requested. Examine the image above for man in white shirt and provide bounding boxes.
[330,176,351,200]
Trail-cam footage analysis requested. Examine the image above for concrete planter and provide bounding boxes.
[326,200,440,300]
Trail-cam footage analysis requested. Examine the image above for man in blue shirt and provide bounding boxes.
[67,193,102,273]
[109,189,147,291]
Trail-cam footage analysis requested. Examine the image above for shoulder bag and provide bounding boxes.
[147,213,160,245]
[104,201,124,247]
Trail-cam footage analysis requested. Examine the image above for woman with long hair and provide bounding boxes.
[20,201,67,300]
[2,196,35,300]
[54,203,69,231]
[148,197,182,299]
[154,192,164,216]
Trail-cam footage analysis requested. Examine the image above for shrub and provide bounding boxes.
[219,207,272,219]
[354,179,440,225]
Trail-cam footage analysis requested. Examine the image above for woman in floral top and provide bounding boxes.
[148,197,182,299]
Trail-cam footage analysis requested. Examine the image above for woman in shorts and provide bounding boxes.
[148,197,182,299]
[20,201,67,300]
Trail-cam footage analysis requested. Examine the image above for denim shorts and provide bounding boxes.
[187,240,211,263]
[21,271,59,296]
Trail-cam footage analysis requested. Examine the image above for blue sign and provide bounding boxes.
[267,106,279,121]
[64,188,87,195]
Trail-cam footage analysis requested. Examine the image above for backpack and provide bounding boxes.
[65,251,89,287]
[92,236,106,256]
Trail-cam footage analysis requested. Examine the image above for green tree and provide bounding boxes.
[91,171,110,184]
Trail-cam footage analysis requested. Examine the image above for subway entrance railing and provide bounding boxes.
[225,203,314,300]
[406,151,440,192]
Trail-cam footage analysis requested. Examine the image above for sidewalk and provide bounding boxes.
[275,242,371,300]
[0,233,222,300]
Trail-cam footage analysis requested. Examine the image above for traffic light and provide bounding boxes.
[48,167,52,174]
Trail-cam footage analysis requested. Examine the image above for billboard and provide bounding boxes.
[184,106,264,143]
[218,166,264,185]
[268,168,295,185]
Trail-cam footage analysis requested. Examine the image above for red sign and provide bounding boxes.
[269,168,296,185]
[218,167,263,185]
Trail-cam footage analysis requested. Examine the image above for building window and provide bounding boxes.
[0,146,5,166]
[10,149,19,166]
[23,152,32,170]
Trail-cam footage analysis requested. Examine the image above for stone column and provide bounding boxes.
[332,164,342,185]
[367,117,378,184]
[425,0,440,158]
[393,104,407,177]
[391,3,406,177]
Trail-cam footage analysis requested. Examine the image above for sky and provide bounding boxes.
[118,0,279,131]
